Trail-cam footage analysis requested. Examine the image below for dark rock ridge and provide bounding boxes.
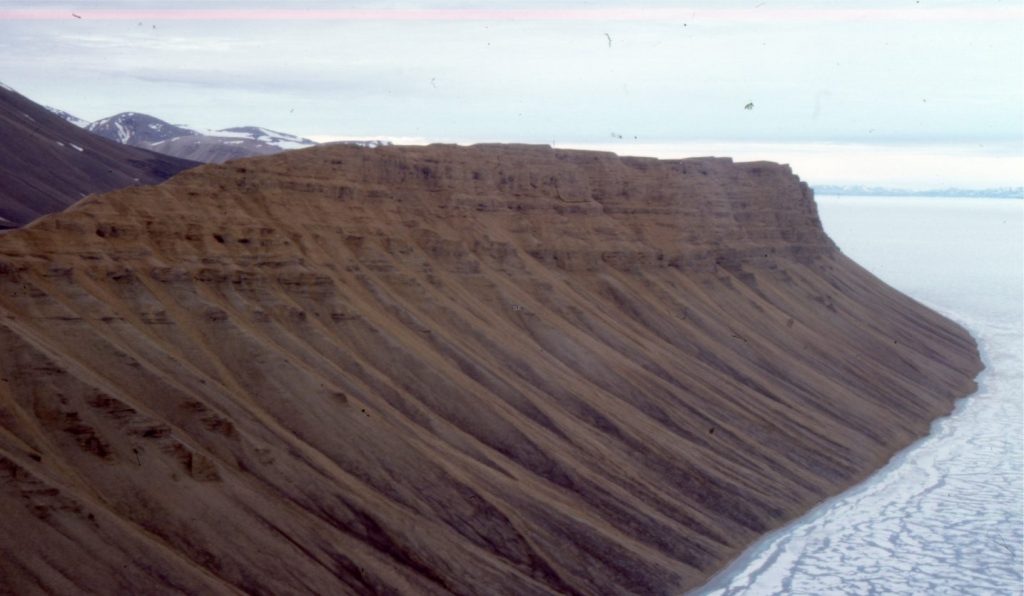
[0,86,197,228]
[0,143,981,594]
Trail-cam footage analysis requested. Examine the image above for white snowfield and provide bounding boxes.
[199,126,316,150]
[333,140,390,148]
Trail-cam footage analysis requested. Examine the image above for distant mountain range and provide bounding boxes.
[47,110,318,164]
[0,80,394,228]
[813,184,1023,199]
[0,84,196,228]
[47,107,392,164]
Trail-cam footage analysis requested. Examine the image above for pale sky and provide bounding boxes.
[1,0,1022,188]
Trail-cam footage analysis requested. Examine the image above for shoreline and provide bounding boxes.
[0,145,989,593]
[689,310,989,595]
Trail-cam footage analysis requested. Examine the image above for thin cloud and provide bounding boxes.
[1,7,1020,22]
[555,140,1024,189]
[2,1,1019,187]
[55,33,258,52]
[122,67,421,95]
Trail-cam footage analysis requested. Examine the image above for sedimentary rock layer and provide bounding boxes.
[0,144,981,594]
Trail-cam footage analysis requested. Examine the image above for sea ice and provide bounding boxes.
[695,196,1024,596]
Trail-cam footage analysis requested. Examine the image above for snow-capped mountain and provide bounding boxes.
[0,85,196,228]
[87,112,197,146]
[79,112,316,163]
[217,126,315,150]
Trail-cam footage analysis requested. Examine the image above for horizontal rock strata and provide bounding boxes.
[0,144,981,594]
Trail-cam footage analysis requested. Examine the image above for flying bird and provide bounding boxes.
[604,33,612,48]
[71,13,81,19]
[744,102,754,110]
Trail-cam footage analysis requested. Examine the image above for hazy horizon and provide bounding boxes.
[2,0,1021,188]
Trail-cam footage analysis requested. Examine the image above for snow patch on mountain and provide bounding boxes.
[45,106,90,128]
[212,126,316,150]
[87,113,199,146]
[53,107,322,162]
[327,139,393,149]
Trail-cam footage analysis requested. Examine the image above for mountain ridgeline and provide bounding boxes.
[85,112,318,164]
[0,85,196,228]
[0,144,981,594]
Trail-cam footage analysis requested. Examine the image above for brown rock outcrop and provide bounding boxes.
[0,144,980,594]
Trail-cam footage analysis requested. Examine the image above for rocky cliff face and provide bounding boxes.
[0,144,981,594]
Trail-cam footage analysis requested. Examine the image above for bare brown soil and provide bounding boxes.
[0,144,980,594]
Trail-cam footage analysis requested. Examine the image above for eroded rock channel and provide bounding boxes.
[0,144,981,594]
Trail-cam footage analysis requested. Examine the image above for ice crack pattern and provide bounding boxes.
[696,197,1023,596]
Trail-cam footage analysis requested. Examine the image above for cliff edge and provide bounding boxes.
[0,144,981,594]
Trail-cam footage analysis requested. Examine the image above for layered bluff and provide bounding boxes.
[0,144,981,594]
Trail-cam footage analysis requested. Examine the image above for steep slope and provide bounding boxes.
[88,112,317,163]
[43,106,90,129]
[0,144,981,594]
[0,86,197,228]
